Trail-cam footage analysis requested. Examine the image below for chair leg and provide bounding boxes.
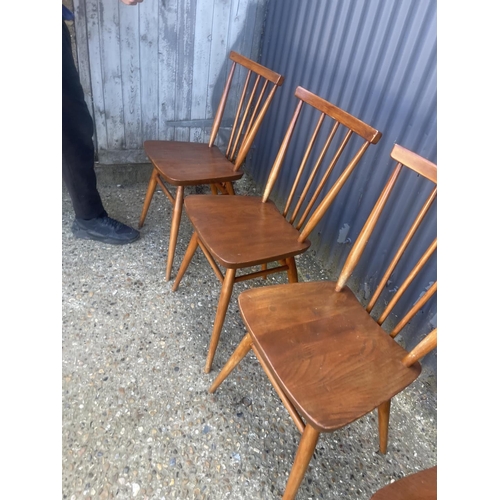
[378,399,391,454]
[225,181,235,195]
[286,256,298,283]
[208,332,253,393]
[205,268,236,373]
[172,232,199,292]
[138,169,159,228]
[166,186,184,281]
[283,424,320,500]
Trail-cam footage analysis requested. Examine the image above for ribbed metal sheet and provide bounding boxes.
[247,0,437,373]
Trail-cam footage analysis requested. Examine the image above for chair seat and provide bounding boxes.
[371,466,437,500]
[184,195,311,268]
[238,281,421,432]
[144,141,244,185]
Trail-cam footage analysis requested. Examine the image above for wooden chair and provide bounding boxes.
[370,466,437,500]
[139,51,284,280]
[208,144,437,499]
[172,86,382,372]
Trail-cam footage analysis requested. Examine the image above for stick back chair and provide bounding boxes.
[172,86,382,372]
[139,51,284,280]
[370,466,437,500]
[209,144,437,499]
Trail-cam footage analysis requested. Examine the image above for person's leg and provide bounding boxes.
[62,19,106,220]
[62,20,139,244]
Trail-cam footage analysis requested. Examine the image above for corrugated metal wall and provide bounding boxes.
[247,0,437,373]
[72,0,268,163]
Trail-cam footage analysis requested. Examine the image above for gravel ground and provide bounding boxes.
[62,169,437,500]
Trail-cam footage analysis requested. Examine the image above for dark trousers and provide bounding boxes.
[62,20,106,220]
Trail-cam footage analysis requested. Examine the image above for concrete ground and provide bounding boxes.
[62,166,437,500]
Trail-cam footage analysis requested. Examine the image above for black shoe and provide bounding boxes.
[71,216,140,245]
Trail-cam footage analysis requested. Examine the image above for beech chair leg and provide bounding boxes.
[261,263,268,280]
[286,256,298,283]
[378,399,391,454]
[225,181,235,195]
[138,169,159,228]
[172,232,200,292]
[209,332,253,393]
[166,186,184,281]
[205,268,236,373]
[283,424,320,500]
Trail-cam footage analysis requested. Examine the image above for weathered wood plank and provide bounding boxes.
[175,0,195,125]
[100,0,124,150]
[73,0,94,134]
[139,0,160,141]
[206,0,231,121]
[85,0,107,152]
[158,0,178,140]
[191,0,214,122]
[118,3,141,148]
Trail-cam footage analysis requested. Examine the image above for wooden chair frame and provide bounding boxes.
[139,51,284,280]
[172,86,382,373]
[209,144,437,499]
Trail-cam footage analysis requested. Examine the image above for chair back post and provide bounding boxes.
[209,61,237,148]
[285,118,337,220]
[298,139,372,242]
[262,99,304,202]
[334,162,403,291]
[293,126,349,228]
[402,328,437,367]
[336,144,437,295]
[390,281,437,338]
[366,186,437,313]
[226,69,253,158]
[233,82,281,171]
[377,238,437,325]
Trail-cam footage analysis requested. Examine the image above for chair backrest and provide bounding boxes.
[336,144,438,364]
[254,86,382,241]
[209,51,284,170]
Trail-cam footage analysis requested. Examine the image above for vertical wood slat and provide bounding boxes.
[377,238,437,325]
[206,0,232,126]
[402,328,437,367]
[335,163,403,291]
[139,0,159,142]
[119,4,141,148]
[296,129,353,230]
[209,61,237,148]
[190,0,215,143]
[228,74,262,161]
[158,0,178,142]
[233,82,281,171]
[245,80,269,141]
[72,0,94,142]
[84,0,107,151]
[225,69,252,157]
[100,0,123,149]
[284,113,326,219]
[287,120,338,222]
[366,186,437,313]
[175,0,194,124]
[262,100,304,203]
[298,140,372,243]
[390,281,437,338]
